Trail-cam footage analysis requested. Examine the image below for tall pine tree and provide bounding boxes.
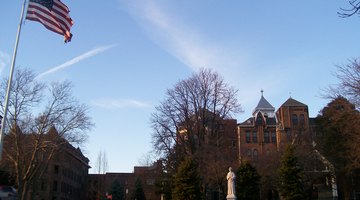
[131,177,146,200]
[109,180,125,200]
[236,161,261,200]
[172,157,202,200]
[278,145,306,200]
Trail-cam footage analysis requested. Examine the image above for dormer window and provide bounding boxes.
[256,113,263,125]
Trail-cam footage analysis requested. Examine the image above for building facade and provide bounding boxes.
[87,160,163,200]
[238,92,313,165]
[36,131,90,200]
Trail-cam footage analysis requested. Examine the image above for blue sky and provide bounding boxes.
[1,1,359,172]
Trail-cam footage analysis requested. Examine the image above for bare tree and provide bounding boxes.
[0,68,93,199]
[137,151,155,167]
[150,68,242,195]
[323,58,360,109]
[338,0,360,17]
[94,149,108,174]
[92,149,109,200]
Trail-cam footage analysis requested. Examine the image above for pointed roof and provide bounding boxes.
[281,97,307,107]
[252,90,275,115]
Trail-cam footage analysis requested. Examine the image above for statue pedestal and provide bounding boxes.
[226,194,236,200]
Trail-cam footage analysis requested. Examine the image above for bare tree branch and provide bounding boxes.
[338,0,360,17]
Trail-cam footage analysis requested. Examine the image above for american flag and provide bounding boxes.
[26,0,74,43]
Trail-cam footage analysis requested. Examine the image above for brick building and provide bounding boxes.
[83,92,340,200]
[34,129,90,200]
[238,91,278,163]
[87,160,163,200]
[238,91,314,164]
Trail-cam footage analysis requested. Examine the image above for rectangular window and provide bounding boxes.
[264,131,270,143]
[54,165,59,174]
[286,130,292,140]
[146,179,155,185]
[252,131,257,143]
[292,114,298,126]
[53,181,58,192]
[299,114,305,127]
[245,131,251,143]
[271,132,276,143]
[41,181,46,191]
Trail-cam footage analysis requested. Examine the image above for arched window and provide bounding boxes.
[266,149,270,155]
[256,113,263,125]
[253,149,258,160]
[292,114,298,126]
[247,149,251,157]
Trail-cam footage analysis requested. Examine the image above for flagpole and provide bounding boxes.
[0,0,28,161]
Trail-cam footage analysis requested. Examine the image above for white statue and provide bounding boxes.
[226,167,236,198]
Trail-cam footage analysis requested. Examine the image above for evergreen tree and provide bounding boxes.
[109,180,125,200]
[172,157,202,200]
[278,145,306,200]
[154,178,172,200]
[131,177,146,200]
[235,161,261,200]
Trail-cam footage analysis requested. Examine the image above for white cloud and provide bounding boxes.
[123,1,242,72]
[120,1,290,119]
[36,44,117,79]
[91,98,150,109]
[0,51,10,74]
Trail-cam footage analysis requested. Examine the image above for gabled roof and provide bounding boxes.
[238,116,277,127]
[281,97,307,107]
[238,117,254,126]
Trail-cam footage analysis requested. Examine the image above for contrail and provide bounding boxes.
[36,44,117,79]
[92,98,150,109]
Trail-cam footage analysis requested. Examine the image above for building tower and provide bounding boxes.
[238,91,277,164]
[275,97,310,150]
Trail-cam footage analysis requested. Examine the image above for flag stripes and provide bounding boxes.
[26,0,73,42]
